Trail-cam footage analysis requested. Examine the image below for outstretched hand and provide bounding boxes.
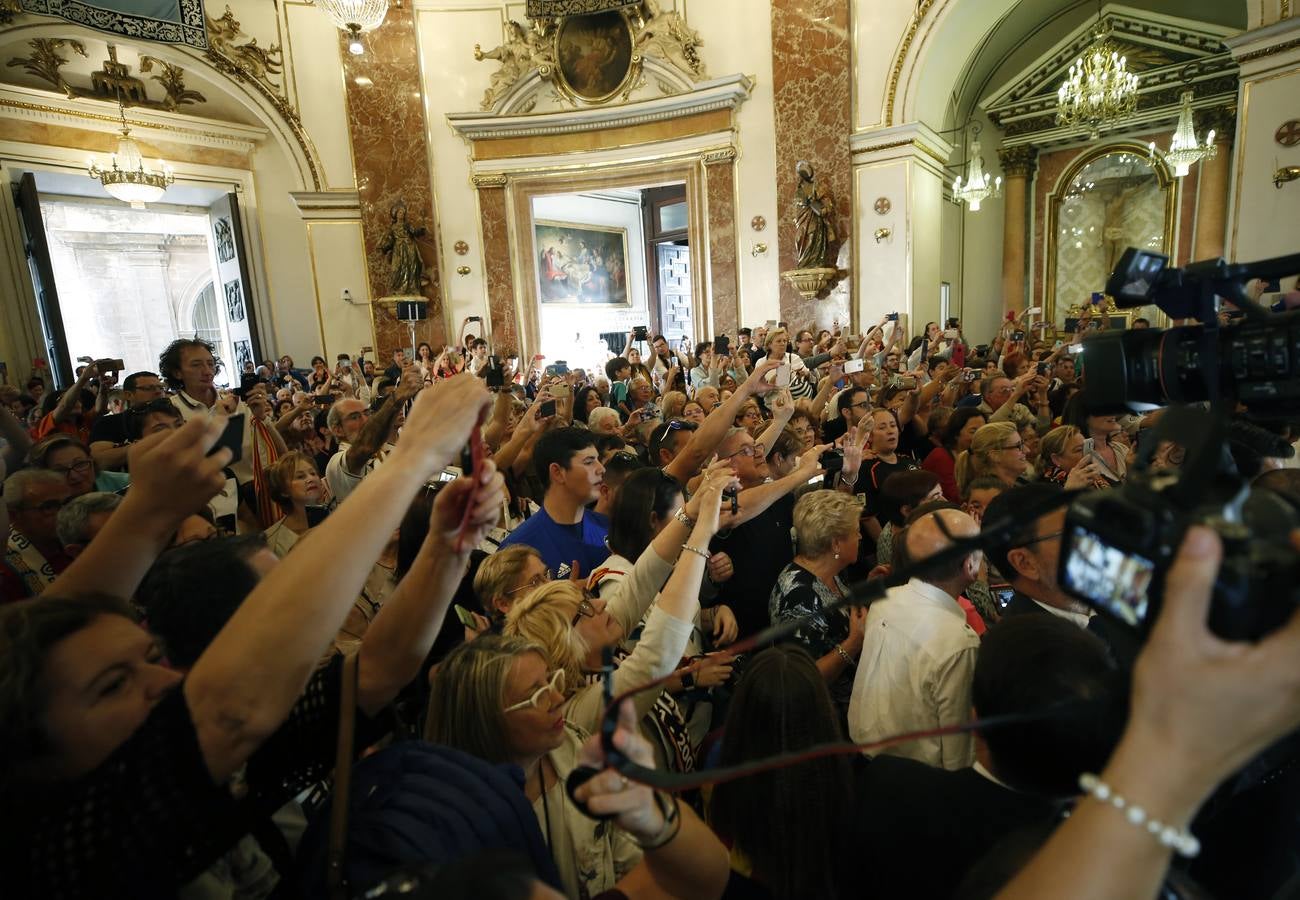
[125,415,232,526]
[429,458,505,551]
[394,373,493,475]
[573,699,666,842]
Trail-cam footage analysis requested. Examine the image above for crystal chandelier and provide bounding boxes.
[87,100,174,209]
[1055,24,1140,138]
[1148,90,1216,178]
[952,141,1002,212]
[317,0,390,55]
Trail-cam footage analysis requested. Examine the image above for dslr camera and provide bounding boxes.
[1055,247,1300,642]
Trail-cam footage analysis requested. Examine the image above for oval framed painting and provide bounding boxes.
[555,11,635,103]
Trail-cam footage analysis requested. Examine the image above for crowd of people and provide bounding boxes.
[1,305,1299,900]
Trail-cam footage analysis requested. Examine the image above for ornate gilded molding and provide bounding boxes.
[205,5,284,98]
[0,0,20,26]
[1236,36,1300,63]
[997,145,1038,178]
[701,146,737,165]
[7,39,206,110]
[471,173,509,188]
[526,0,640,14]
[884,0,936,127]
[474,0,706,112]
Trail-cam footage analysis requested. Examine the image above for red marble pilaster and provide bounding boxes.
[771,0,852,328]
[704,152,739,338]
[340,5,446,356]
[476,179,519,354]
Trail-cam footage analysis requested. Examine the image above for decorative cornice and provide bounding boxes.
[447,73,752,142]
[701,146,737,165]
[0,83,263,153]
[997,145,1038,177]
[850,121,954,171]
[289,190,361,220]
[471,173,509,188]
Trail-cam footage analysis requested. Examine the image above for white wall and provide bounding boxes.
[530,192,649,365]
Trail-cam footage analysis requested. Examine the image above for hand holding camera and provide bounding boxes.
[393,373,493,475]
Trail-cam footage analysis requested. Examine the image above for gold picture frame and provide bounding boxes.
[554,10,637,104]
[533,218,633,307]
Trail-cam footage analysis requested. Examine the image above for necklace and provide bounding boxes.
[538,760,553,849]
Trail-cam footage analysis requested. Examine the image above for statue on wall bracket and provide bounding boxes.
[782,160,840,300]
[474,0,704,112]
[379,200,429,299]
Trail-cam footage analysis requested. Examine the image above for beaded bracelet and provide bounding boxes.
[834,644,856,667]
[680,543,711,561]
[673,508,695,528]
[1077,773,1200,858]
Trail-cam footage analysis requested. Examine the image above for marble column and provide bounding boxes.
[339,5,446,359]
[473,175,519,355]
[703,149,740,339]
[1192,109,1235,262]
[996,145,1038,316]
[771,0,852,327]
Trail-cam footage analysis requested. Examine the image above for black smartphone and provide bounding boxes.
[539,399,557,418]
[886,312,899,321]
[633,325,649,341]
[713,335,730,356]
[1036,362,1049,376]
[485,355,504,389]
[468,316,483,323]
[305,505,330,528]
[963,369,979,382]
[208,413,245,464]
[819,450,845,474]
[991,583,1016,609]
[722,486,739,516]
[313,395,333,405]
[1012,330,1025,341]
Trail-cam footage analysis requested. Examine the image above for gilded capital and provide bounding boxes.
[471,173,509,189]
[997,145,1038,178]
[702,147,738,166]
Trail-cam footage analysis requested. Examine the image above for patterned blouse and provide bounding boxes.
[769,562,855,710]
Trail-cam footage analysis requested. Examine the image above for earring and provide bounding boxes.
[834,551,840,560]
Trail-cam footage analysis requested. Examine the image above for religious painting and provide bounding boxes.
[1045,144,1175,326]
[534,220,630,306]
[213,216,235,263]
[555,11,634,102]
[223,279,245,323]
[233,339,253,373]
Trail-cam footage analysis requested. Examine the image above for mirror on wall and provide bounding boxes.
[1046,147,1174,327]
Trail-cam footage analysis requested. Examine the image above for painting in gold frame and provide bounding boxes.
[555,11,635,103]
[534,219,631,307]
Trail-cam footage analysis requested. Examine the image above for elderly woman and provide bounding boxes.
[1037,424,1105,490]
[472,543,549,629]
[0,376,505,898]
[587,405,623,436]
[625,376,656,421]
[260,450,329,557]
[762,328,814,399]
[922,407,986,502]
[769,490,867,711]
[660,389,687,421]
[425,635,729,900]
[954,421,1029,496]
[682,399,706,425]
[505,467,736,758]
[28,434,129,497]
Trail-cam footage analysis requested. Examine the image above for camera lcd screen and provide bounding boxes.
[1061,525,1155,627]
[1113,250,1167,302]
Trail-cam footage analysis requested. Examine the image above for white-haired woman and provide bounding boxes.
[769,489,867,712]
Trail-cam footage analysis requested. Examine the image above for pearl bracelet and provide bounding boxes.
[1077,773,1200,858]
[680,543,711,561]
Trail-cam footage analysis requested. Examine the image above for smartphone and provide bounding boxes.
[721,486,739,516]
[943,329,960,339]
[1036,362,1049,376]
[765,319,777,330]
[361,345,374,354]
[1090,292,1105,306]
[843,358,865,375]
[963,369,979,382]
[468,316,483,323]
[485,355,505,389]
[313,395,333,405]
[885,312,899,322]
[305,505,330,528]
[208,413,245,464]
[550,383,571,398]
[1068,343,1085,355]
[1012,330,1025,342]
[713,335,730,356]
[1025,306,1042,316]
[819,450,845,475]
[96,358,126,372]
[991,583,1016,609]
[437,469,459,483]
[454,604,480,629]
[538,399,557,417]
[554,360,569,375]
[774,364,790,388]
[1082,437,1095,456]
[893,375,918,390]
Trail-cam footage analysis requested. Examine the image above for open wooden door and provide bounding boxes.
[206,192,261,374]
[14,173,71,387]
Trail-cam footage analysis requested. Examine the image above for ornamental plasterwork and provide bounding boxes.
[6,39,207,111]
[204,5,285,100]
[474,0,706,113]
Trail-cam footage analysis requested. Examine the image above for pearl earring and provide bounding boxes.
[834,551,840,560]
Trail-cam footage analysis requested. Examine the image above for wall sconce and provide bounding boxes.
[751,241,768,257]
[341,289,361,305]
[1275,165,1300,188]
[456,265,471,276]
[874,227,892,244]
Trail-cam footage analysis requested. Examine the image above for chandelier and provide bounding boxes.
[952,141,1001,212]
[1149,90,1216,177]
[87,100,174,209]
[1055,25,1140,138]
[317,0,390,55]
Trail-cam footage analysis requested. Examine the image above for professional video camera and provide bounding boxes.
[1056,247,1300,643]
[1081,247,1300,417]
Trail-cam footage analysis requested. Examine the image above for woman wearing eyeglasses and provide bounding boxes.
[425,635,730,900]
[505,466,738,767]
[954,421,1030,497]
[28,434,130,498]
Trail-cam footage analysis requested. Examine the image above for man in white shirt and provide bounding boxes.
[848,507,982,769]
[325,370,420,502]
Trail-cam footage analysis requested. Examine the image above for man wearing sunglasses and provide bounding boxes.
[1,468,74,601]
[88,371,165,472]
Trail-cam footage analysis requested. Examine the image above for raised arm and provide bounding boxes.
[0,404,32,472]
[185,376,492,780]
[664,358,780,484]
[755,389,796,451]
[732,443,828,524]
[345,369,421,471]
[49,363,97,425]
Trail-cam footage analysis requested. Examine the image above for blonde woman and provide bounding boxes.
[1038,424,1105,490]
[954,421,1029,496]
[660,389,687,420]
[505,466,737,751]
[761,328,814,399]
[769,490,868,711]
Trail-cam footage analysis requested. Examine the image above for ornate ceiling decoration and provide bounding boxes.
[6,39,206,111]
[474,0,705,112]
[983,12,1238,148]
